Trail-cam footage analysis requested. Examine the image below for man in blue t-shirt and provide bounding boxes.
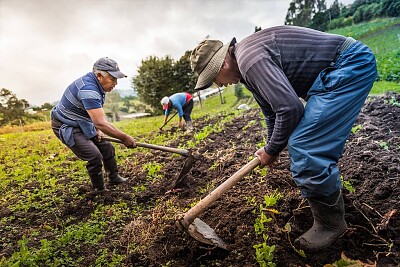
[51,57,136,191]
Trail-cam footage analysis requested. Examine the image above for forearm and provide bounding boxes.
[95,121,130,141]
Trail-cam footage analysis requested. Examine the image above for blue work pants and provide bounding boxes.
[288,42,377,198]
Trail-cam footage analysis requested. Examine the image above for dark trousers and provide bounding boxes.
[182,99,194,122]
[51,119,115,175]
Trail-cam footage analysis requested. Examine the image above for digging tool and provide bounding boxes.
[160,111,178,130]
[103,136,189,157]
[175,157,261,249]
[165,153,194,194]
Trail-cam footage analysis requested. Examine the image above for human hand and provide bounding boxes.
[254,147,279,167]
[96,129,105,142]
[122,136,137,148]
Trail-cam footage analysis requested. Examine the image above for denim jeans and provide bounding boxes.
[288,42,377,198]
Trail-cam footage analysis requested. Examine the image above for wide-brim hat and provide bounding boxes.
[190,38,235,90]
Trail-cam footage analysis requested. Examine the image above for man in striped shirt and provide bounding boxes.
[190,26,377,251]
[51,57,136,191]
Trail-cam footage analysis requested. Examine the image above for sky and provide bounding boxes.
[0,0,354,106]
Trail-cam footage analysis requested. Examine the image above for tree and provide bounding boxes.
[132,51,197,114]
[174,50,197,93]
[40,102,53,110]
[0,88,30,126]
[132,56,176,114]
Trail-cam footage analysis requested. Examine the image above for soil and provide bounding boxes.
[1,92,399,266]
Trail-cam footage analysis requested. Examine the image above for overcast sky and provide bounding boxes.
[0,0,354,106]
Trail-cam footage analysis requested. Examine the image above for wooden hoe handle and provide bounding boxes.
[103,136,189,157]
[181,157,261,227]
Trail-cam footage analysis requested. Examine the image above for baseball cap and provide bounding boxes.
[161,96,170,110]
[93,57,127,78]
[190,38,235,90]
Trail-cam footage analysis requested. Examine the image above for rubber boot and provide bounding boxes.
[186,120,193,132]
[88,170,106,191]
[103,157,128,184]
[294,190,348,251]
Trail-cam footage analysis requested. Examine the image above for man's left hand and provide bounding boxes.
[96,129,104,142]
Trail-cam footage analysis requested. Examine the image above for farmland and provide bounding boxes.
[1,19,400,266]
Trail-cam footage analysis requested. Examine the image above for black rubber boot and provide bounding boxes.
[88,170,106,191]
[103,157,127,184]
[294,190,348,251]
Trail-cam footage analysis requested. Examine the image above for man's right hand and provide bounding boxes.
[122,136,136,148]
[254,147,279,167]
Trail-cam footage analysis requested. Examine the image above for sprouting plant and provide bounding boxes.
[256,142,265,149]
[199,181,215,195]
[256,167,268,183]
[341,176,355,193]
[143,162,162,180]
[388,96,400,107]
[244,196,257,207]
[243,120,258,131]
[253,234,276,267]
[351,124,362,134]
[253,191,282,267]
[379,141,389,150]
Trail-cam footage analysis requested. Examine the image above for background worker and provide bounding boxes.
[51,57,137,191]
[190,26,377,251]
[161,92,194,131]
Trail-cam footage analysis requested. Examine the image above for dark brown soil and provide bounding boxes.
[1,93,399,266]
[120,92,399,267]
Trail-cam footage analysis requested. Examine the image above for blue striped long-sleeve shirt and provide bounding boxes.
[51,72,105,147]
[234,26,346,155]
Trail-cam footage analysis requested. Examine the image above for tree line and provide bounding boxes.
[285,0,399,31]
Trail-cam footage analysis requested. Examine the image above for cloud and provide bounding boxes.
[0,0,353,105]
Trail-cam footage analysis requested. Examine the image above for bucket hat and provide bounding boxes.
[190,38,235,90]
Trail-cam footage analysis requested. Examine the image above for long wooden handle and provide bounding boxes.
[103,136,189,157]
[160,112,178,130]
[181,157,261,226]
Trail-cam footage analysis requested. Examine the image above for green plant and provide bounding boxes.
[253,234,276,267]
[388,96,400,107]
[143,162,163,180]
[351,124,362,134]
[341,176,356,193]
[379,141,389,150]
[253,191,282,267]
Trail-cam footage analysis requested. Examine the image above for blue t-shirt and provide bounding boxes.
[164,92,192,117]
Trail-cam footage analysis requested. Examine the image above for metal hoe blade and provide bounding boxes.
[170,153,194,189]
[176,158,261,249]
[188,218,227,249]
